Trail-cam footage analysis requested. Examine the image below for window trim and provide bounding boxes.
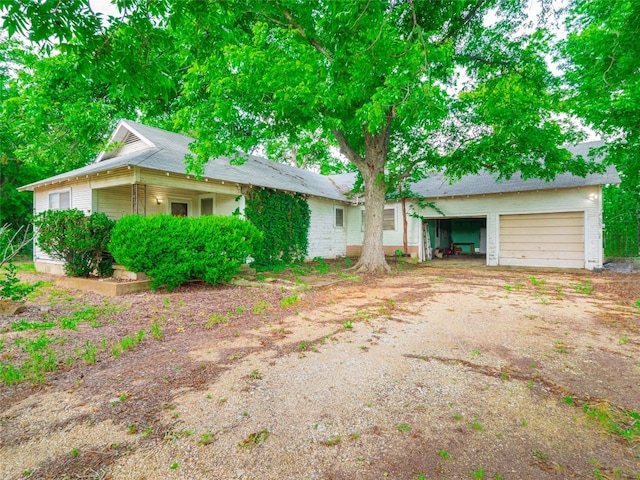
[199,194,216,216]
[167,197,192,217]
[334,206,344,228]
[48,188,71,211]
[361,206,397,231]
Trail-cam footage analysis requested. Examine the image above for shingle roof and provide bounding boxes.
[329,141,620,198]
[19,120,348,202]
[20,121,619,200]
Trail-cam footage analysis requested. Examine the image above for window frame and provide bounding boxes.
[361,207,397,231]
[48,189,71,211]
[334,206,344,228]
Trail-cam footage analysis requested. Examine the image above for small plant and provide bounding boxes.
[342,320,353,330]
[151,322,163,341]
[0,262,38,302]
[70,448,79,457]
[572,280,594,295]
[438,449,450,460]
[250,369,261,380]
[280,294,299,308]
[618,334,628,345]
[531,450,549,460]
[471,418,483,431]
[199,431,215,446]
[397,423,412,433]
[238,429,270,448]
[470,467,485,479]
[170,461,179,470]
[324,435,342,446]
[529,276,546,287]
[82,341,97,365]
[253,300,271,315]
[206,312,231,328]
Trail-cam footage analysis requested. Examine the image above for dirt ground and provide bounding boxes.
[1,260,639,480]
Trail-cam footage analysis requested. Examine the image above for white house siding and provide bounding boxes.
[412,185,603,270]
[345,201,421,256]
[307,197,347,259]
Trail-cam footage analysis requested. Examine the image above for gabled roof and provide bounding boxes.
[19,120,619,201]
[330,141,620,199]
[19,120,348,202]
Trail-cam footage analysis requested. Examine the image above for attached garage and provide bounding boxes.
[499,212,585,268]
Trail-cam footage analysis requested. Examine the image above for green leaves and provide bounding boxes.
[244,189,310,270]
[109,215,262,290]
[33,209,115,277]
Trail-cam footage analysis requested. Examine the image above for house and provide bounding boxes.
[19,120,619,273]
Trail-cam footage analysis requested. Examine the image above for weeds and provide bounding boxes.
[206,312,232,328]
[238,429,270,448]
[324,435,342,446]
[397,423,412,433]
[151,321,163,341]
[572,280,594,295]
[10,320,57,331]
[82,340,97,364]
[280,294,299,308]
[199,431,215,446]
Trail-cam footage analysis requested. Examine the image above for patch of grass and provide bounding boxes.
[572,280,594,295]
[0,362,24,386]
[554,340,568,354]
[342,320,353,330]
[470,467,485,479]
[471,418,483,431]
[324,435,342,446]
[82,340,97,365]
[618,334,628,345]
[529,276,546,287]
[238,429,270,448]
[397,423,412,433]
[531,450,549,460]
[10,320,57,331]
[280,294,299,308]
[438,449,450,460]
[205,312,232,328]
[150,321,163,341]
[250,369,261,380]
[199,431,215,446]
[252,300,271,315]
[582,403,640,442]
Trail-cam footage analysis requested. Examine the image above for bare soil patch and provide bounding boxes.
[1,263,639,479]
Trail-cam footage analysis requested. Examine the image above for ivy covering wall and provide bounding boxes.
[244,188,311,269]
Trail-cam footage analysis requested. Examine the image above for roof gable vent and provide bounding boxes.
[124,132,141,145]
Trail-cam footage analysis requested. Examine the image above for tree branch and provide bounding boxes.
[440,0,487,44]
[331,129,365,169]
[279,7,333,61]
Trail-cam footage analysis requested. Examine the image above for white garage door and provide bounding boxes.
[499,212,585,268]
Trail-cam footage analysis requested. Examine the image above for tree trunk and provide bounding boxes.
[332,113,394,273]
[355,158,390,273]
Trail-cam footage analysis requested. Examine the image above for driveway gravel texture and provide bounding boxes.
[1,262,639,480]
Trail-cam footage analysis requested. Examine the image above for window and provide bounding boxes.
[201,197,214,216]
[334,207,344,228]
[361,207,396,231]
[383,208,396,231]
[171,202,188,217]
[48,190,71,210]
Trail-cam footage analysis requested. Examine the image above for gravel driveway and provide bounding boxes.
[1,264,639,479]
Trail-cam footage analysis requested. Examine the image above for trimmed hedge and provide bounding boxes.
[109,214,262,291]
[33,209,115,277]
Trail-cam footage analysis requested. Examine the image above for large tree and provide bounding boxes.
[2,1,599,271]
[563,0,640,256]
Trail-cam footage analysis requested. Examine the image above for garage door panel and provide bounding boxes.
[501,216,584,228]
[499,212,585,268]
[500,232,584,243]
[500,242,584,253]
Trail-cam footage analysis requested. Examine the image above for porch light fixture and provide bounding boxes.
[156,198,163,205]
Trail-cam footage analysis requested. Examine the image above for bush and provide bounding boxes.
[109,214,262,291]
[244,188,310,269]
[33,209,115,277]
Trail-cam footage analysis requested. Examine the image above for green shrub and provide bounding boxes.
[33,209,115,277]
[0,262,37,301]
[109,214,262,291]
